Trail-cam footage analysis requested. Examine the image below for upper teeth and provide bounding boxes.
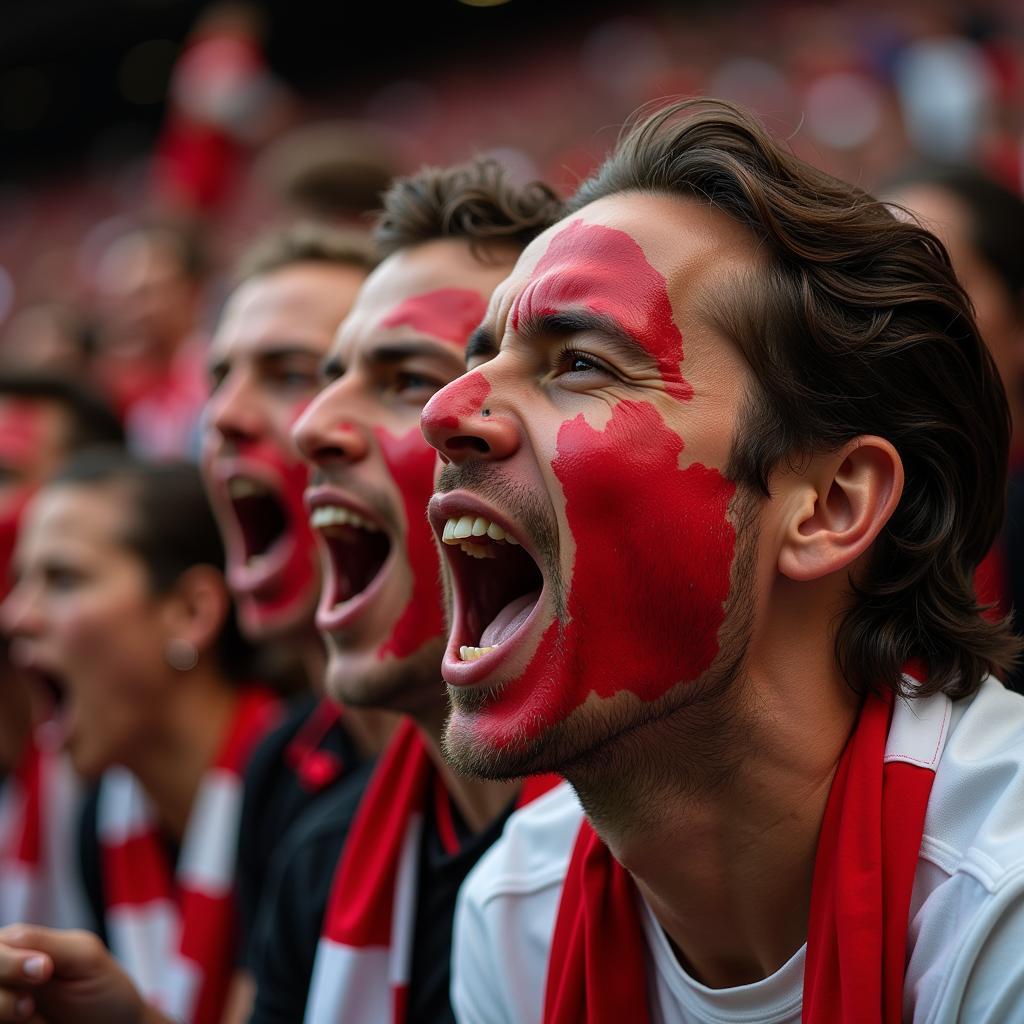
[442,515,519,546]
[229,478,269,498]
[311,506,380,532]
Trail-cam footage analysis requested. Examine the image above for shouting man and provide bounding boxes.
[249,158,562,1024]
[423,100,1024,1023]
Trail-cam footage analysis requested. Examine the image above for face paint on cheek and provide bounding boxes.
[421,371,491,434]
[0,403,45,474]
[373,426,445,659]
[475,400,736,749]
[221,402,320,633]
[511,219,693,401]
[380,288,489,347]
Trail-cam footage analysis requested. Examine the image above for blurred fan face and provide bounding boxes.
[293,238,515,715]
[202,262,368,641]
[0,398,71,597]
[889,184,1024,428]
[1,483,184,778]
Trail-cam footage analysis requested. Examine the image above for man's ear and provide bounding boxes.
[160,565,230,656]
[778,436,904,582]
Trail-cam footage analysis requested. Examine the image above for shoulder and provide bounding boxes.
[275,757,376,879]
[921,676,1024,878]
[906,678,1024,1022]
[462,780,583,910]
[452,782,584,1024]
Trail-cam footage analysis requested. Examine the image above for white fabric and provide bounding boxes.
[451,676,1024,1024]
[302,812,423,1023]
[0,746,91,929]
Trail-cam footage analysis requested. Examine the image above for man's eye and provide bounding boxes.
[558,349,610,376]
[395,371,441,393]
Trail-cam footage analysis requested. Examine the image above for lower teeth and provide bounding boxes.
[459,645,495,662]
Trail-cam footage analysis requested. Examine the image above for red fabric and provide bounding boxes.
[11,738,42,866]
[975,544,1009,619]
[100,688,279,1024]
[316,721,562,1022]
[543,688,936,1024]
[284,697,345,792]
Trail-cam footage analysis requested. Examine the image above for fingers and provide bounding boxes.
[0,926,103,979]
[0,939,51,986]
[0,987,35,1022]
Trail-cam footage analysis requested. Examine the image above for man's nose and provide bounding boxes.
[421,370,519,465]
[292,381,371,467]
[0,579,43,639]
[208,371,262,445]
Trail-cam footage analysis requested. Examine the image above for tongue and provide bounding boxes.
[480,589,541,648]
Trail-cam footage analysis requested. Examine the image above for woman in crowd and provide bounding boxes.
[1,453,280,1024]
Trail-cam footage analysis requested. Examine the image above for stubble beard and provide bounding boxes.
[442,487,761,795]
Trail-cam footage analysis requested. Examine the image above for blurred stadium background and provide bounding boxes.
[1,0,1022,361]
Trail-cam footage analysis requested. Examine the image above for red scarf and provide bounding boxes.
[0,728,87,928]
[306,719,560,1023]
[98,688,279,1024]
[544,684,943,1023]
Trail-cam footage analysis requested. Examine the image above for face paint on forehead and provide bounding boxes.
[0,402,46,467]
[374,425,445,659]
[511,219,694,402]
[379,288,489,348]
[471,399,736,750]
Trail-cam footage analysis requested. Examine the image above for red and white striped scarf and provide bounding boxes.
[305,718,559,1023]
[97,688,279,1024]
[543,673,950,1024]
[0,727,88,929]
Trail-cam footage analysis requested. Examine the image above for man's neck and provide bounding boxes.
[126,668,239,843]
[568,655,860,991]
[414,705,519,837]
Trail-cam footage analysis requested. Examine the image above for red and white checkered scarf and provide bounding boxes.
[306,718,559,1023]
[97,688,279,1024]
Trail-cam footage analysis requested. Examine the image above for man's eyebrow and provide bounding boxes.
[516,308,649,362]
[465,326,498,364]
[363,340,464,366]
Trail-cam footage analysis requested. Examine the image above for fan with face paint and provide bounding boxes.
[202,260,369,642]
[424,198,761,778]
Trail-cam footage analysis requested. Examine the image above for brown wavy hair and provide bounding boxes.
[568,98,1020,699]
[374,157,563,258]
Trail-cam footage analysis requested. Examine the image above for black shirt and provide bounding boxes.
[236,694,362,967]
[248,769,515,1024]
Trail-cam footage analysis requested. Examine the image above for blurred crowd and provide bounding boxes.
[0,1,1021,1022]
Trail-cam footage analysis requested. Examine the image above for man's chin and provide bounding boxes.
[442,701,560,781]
[324,635,447,717]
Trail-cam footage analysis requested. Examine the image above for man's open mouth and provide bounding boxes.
[227,476,292,578]
[311,499,393,629]
[438,508,545,667]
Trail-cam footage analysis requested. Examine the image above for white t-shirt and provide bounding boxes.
[452,676,1024,1024]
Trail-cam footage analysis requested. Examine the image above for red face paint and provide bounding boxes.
[380,288,488,347]
[206,398,320,638]
[421,371,491,434]
[445,220,737,752]
[373,425,446,659]
[472,400,736,749]
[511,219,693,401]
[0,402,45,472]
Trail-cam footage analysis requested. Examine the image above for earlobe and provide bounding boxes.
[778,437,904,583]
[163,566,230,661]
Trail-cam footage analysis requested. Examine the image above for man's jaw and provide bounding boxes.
[428,490,549,690]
